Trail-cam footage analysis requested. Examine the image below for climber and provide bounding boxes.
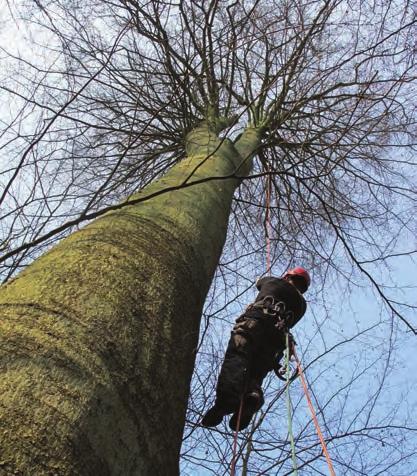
[201,267,310,431]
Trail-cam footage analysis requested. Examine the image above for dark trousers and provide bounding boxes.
[214,310,286,414]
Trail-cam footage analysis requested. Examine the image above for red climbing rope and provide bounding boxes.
[230,395,244,476]
[291,345,336,476]
[264,167,335,475]
[229,164,335,476]
[265,166,272,276]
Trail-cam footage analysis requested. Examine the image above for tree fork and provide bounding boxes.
[0,124,260,475]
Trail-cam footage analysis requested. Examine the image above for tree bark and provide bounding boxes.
[0,124,260,476]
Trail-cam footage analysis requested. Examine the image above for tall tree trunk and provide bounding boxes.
[0,124,259,476]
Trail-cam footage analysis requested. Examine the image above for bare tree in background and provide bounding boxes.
[1,0,416,474]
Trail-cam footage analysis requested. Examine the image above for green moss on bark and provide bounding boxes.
[0,124,260,475]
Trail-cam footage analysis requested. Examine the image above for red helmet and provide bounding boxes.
[283,267,311,289]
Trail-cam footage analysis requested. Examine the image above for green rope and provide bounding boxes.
[285,333,298,475]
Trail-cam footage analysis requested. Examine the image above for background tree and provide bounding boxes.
[1,0,417,474]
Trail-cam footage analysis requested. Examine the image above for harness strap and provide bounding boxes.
[247,295,294,322]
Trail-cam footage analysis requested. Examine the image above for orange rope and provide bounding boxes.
[230,395,244,476]
[265,168,272,276]
[292,345,336,476]
[263,164,334,475]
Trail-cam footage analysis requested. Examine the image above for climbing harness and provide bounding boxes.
[246,295,295,335]
[247,295,292,319]
[248,296,299,385]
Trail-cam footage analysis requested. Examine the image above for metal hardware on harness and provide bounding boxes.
[273,333,298,382]
[248,296,289,319]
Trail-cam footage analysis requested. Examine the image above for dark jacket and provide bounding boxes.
[255,276,306,327]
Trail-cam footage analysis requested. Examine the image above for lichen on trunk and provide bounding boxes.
[0,123,260,475]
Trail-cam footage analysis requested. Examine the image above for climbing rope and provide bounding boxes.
[265,165,272,275]
[291,344,336,476]
[229,164,335,475]
[230,395,244,476]
[263,163,335,475]
[285,333,299,475]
